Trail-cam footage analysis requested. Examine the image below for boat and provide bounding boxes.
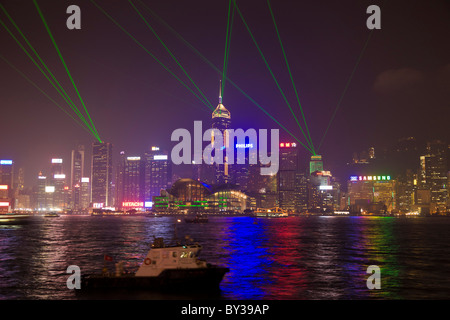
[43,212,60,217]
[254,207,288,218]
[81,236,229,291]
[185,213,208,223]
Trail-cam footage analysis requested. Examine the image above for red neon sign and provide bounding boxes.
[280,142,297,148]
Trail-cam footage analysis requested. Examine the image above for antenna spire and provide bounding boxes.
[219,80,222,104]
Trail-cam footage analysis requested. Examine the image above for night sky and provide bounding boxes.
[0,0,449,186]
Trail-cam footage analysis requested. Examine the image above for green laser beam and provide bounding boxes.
[318,30,374,152]
[221,0,235,97]
[137,0,312,154]
[128,0,213,111]
[233,0,314,154]
[90,0,213,112]
[222,0,232,96]
[232,82,313,154]
[33,0,102,141]
[0,54,96,137]
[0,4,100,141]
[0,15,100,141]
[267,0,315,155]
[224,4,235,94]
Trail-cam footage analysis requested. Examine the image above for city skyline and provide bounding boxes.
[1,0,449,187]
[2,134,449,214]
[2,1,450,303]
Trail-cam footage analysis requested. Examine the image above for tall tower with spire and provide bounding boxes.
[211,81,231,185]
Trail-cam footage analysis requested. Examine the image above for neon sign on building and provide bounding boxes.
[350,175,391,182]
[122,201,144,207]
[279,142,297,148]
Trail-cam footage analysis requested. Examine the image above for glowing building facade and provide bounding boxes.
[211,83,231,185]
[153,179,250,213]
[347,175,396,214]
[0,159,14,212]
[91,141,113,207]
[278,142,298,211]
[144,146,171,203]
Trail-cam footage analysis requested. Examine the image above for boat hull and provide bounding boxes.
[81,267,229,291]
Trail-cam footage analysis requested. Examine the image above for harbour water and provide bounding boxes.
[1,215,450,300]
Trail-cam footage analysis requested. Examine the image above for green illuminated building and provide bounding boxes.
[309,155,323,175]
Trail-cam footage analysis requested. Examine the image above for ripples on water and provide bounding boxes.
[1,215,450,300]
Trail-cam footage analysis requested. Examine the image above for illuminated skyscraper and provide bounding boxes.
[295,171,308,211]
[144,146,171,203]
[232,143,255,191]
[347,174,396,214]
[36,172,47,210]
[115,151,126,207]
[121,156,144,207]
[211,82,231,185]
[50,158,63,176]
[396,169,416,212]
[80,177,91,210]
[91,141,113,207]
[422,140,448,213]
[52,172,66,210]
[309,155,323,174]
[0,159,14,212]
[278,142,299,211]
[49,158,65,209]
[0,159,14,197]
[71,146,85,210]
[71,145,85,188]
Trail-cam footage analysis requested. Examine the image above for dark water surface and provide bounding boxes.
[1,215,450,300]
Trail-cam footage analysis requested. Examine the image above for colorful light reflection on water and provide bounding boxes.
[1,215,450,299]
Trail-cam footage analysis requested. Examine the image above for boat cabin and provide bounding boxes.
[135,237,207,277]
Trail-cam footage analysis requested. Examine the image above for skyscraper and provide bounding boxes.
[50,158,63,176]
[80,177,90,210]
[211,82,231,185]
[0,159,14,212]
[36,172,47,210]
[49,158,67,210]
[422,140,448,213]
[396,169,416,212]
[278,142,298,211]
[0,159,14,198]
[71,145,85,210]
[232,143,254,191]
[295,171,308,212]
[91,141,113,207]
[144,146,171,203]
[71,145,85,188]
[347,174,396,214]
[121,156,144,207]
[115,151,126,207]
[309,155,323,174]
[52,172,66,210]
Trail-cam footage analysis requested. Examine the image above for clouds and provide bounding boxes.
[373,68,424,94]
[373,64,450,96]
